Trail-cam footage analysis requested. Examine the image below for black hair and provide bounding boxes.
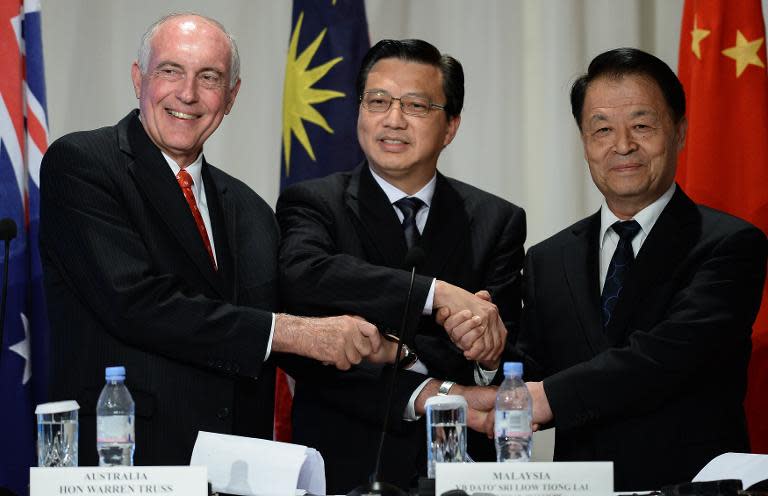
[570,47,686,129]
[356,39,464,119]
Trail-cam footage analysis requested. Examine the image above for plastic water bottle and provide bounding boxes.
[495,362,533,462]
[96,366,135,466]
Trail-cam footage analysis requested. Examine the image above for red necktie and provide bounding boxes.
[176,169,217,270]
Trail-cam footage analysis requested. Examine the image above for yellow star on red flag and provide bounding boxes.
[691,15,711,59]
[721,30,766,77]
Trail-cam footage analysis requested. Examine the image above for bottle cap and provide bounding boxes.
[503,362,523,377]
[105,365,126,381]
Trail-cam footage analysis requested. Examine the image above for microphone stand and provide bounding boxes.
[348,249,424,496]
[0,221,17,369]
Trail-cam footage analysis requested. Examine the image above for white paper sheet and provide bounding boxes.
[190,431,325,496]
[693,452,768,489]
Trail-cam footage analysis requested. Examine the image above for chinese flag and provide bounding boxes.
[677,0,768,453]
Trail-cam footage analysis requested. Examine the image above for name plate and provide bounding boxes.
[435,462,613,496]
[30,466,208,496]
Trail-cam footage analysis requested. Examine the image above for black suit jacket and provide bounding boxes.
[517,186,767,490]
[276,164,526,492]
[40,111,280,465]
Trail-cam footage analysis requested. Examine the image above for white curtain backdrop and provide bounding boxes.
[38,0,768,462]
[41,0,702,247]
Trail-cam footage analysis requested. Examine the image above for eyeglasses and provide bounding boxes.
[360,90,446,117]
[150,67,227,90]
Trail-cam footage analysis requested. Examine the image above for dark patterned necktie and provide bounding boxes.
[394,197,425,249]
[601,220,641,327]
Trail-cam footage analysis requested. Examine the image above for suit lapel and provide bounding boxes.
[120,111,225,297]
[605,186,700,344]
[203,164,235,299]
[562,212,607,353]
[419,173,468,277]
[344,165,408,267]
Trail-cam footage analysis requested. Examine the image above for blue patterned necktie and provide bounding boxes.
[601,220,641,327]
[394,197,425,249]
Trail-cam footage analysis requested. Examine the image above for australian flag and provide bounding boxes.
[280,0,369,189]
[0,1,50,494]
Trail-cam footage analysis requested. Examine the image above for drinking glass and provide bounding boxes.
[425,394,467,478]
[35,400,79,467]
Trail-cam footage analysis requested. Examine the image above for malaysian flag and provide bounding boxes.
[0,1,50,494]
[276,0,369,441]
[280,0,368,189]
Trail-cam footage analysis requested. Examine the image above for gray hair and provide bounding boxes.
[137,12,240,88]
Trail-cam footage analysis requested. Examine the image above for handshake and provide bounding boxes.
[432,280,507,371]
[414,380,550,439]
[271,279,553,436]
[273,279,507,372]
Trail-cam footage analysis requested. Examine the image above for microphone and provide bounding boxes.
[348,246,426,496]
[404,246,426,268]
[0,218,17,241]
[0,218,18,369]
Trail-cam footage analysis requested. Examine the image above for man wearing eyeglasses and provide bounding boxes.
[276,39,525,492]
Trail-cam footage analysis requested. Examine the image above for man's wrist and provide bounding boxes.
[271,313,305,355]
[414,379,441,415]
[433,280,448,308]
[414,379,473,415]
[383,333,419,367]
[478,358,501,371]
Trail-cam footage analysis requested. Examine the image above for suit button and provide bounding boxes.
[217,407,230,420]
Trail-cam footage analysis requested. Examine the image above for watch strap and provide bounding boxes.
[438,380,455,396]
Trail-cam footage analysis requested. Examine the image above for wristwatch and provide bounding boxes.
[383,333,418,369]
[399,343,418,369]
[438,380,455,396]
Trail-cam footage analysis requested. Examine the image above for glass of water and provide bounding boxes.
[35,400,80,467]
[425,394,467,479]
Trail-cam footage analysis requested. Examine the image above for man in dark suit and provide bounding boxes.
[509,48,767,490]
[276,39,526,492]
[39,13,383,466]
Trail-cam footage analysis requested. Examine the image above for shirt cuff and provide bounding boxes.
[422,278,437,315]
[264,313,276,361]
[474,361,498,386]
[408,358,429,376]
[404,378,433,421]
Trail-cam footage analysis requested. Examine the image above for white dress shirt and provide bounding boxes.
[599,183,676,291]
[369,168,438,309]
[369,167,496,420]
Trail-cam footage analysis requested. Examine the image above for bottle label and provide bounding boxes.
[96,415,135,443]
[495,409,531,437]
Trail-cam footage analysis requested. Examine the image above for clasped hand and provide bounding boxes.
[456,382,548,439]
[434,282,506,369]
[274,314,384,371]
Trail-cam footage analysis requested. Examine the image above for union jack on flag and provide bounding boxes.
[0,0,50,494]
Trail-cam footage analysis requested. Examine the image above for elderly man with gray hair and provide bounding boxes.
[40,12,383,465]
